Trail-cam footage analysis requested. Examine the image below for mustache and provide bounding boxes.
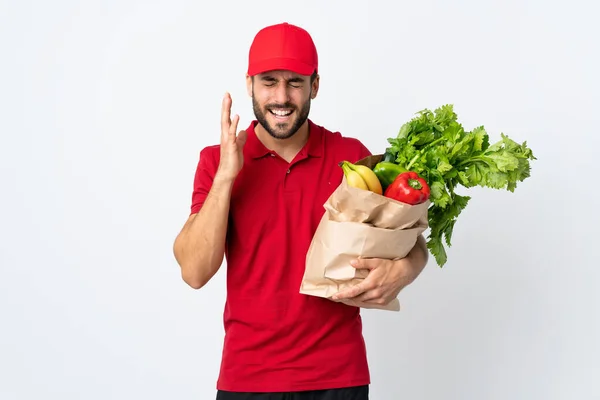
[266,103,296,110]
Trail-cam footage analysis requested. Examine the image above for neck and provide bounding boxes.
[255,121,310,162]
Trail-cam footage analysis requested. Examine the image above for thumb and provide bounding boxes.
[236,130,248,146]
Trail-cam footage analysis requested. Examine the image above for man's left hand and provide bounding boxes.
[331,237,429,307]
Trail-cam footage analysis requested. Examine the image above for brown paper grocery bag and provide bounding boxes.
[299,154,430,311]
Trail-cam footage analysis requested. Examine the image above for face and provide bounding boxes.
[247,70,319,140]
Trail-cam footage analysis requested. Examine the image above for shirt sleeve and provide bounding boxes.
[190,146,219,215]
[355,139,372,160]
[344,137,372,162]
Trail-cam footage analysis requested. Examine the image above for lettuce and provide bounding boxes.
[384,105,536,267]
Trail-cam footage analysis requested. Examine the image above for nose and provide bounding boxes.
[273,82,291,105]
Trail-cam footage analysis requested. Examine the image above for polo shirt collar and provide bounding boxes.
[245,119,323,159]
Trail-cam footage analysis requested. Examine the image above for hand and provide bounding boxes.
[331,239,428,306]
[217,92,248,181]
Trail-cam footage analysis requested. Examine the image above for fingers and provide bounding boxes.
[331,258,401,307]
[229,113,240,139]
[352,289,385,304]
[331,261,382,301]
[336,286,393,306]
[221,92,243,144]
[331,281,368,300]
[350,257,379,270]
[221,92,232,130]
[221,92,235,144]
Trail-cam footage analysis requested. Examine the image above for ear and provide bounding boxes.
[246,74,253,97]
[310,74,320,99]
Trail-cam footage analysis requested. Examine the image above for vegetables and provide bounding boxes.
[373,161,406,192]
[383,104,536,267]
[382,150,396,163]
[384,171,430,205]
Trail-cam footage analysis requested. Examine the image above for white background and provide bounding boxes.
[1,0,599,399]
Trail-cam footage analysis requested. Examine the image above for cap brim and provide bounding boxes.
[248,58,316,76]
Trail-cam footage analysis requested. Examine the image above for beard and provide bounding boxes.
[252,93,311,140]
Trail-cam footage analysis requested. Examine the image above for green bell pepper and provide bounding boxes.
[372,162,407,191]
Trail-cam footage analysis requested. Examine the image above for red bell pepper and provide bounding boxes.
[384,171,430,205]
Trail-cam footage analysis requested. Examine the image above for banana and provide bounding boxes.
[340,161,369,190]
[341,161,383,194]
[349,163,383,195]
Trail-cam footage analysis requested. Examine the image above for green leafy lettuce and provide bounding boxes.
[384,104,536,267]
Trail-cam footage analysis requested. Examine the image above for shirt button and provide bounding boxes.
[287,169,291,174]
[271,153,275,157]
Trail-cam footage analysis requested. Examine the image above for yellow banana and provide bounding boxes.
[341,161,369,190]
[348,163,383,195]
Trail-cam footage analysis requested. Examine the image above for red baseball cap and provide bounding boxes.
[247,22,318,76]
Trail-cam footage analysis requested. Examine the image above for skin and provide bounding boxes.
[245,70,319,162]
[171,93,246,289]
[332,235,429,307]
[172,68,429,306]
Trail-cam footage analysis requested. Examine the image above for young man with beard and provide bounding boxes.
[173,22,429,400]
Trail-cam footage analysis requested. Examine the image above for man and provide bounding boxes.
[173,22,429,400]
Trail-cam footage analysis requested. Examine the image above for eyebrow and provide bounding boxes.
[260,75,305,83]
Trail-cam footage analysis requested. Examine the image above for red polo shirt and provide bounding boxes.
[190,119,372,392]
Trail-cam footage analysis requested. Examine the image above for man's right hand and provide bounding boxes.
[217,92,248,182]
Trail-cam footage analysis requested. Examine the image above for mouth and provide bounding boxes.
[268,108,294,121]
